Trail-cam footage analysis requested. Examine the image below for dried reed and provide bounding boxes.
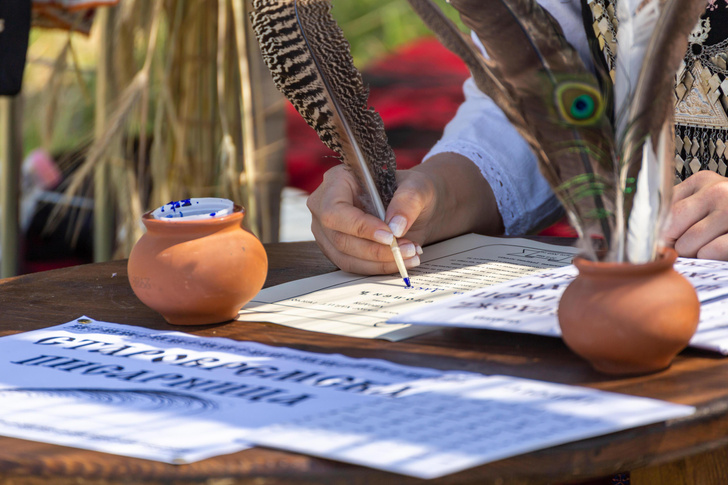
[53,0,286,257]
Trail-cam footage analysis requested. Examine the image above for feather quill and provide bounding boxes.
[405,0,530,136]
[250,0,396,218]
[409,0,617,260]
[614,0,660,139]
[617,0,707,262]
[409,0,706,262]
[613,0,662,262]
[625,119,674,262]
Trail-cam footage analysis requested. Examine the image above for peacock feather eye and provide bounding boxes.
[554,82,605,126]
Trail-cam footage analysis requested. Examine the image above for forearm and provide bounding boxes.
[412,152,504,245]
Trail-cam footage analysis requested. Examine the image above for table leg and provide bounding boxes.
[631,446,728,485]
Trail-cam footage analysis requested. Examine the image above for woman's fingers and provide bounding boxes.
[308,166,424,274]
[312,218,421,274]
[665,171,728,260]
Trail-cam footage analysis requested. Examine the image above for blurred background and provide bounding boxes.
[2,0,470,276]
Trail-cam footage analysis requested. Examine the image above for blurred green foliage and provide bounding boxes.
[331,0,461,66]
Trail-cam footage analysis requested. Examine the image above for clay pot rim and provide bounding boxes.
[573,247,678,275]
[142,204,245,227]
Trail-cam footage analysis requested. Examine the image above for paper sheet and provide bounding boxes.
[237,234,578,340]
[0,318,694,479]
[250,374,693,479]
[390,257,728,354]
[0,318,442,464]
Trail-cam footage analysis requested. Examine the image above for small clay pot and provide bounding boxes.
[127,198,268,325]
[558,248,699,375]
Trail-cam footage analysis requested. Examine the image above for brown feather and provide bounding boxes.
[250,0,397,212]
[409,0,706,262]
[405,0,528,132]
[411,0,617,257]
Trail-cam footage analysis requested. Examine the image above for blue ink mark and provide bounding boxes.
[164,199,191,213]
[209,212,216,217]
[404,277,411,288]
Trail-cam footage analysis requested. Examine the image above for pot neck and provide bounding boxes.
[142,210,244,235]
[574,249,678,277]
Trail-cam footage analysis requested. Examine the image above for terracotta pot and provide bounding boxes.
[127,198,268,325]
[557,248,699,375]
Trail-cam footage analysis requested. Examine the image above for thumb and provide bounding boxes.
[384,171,434,238]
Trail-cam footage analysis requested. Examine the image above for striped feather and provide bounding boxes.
[251,0,397,211]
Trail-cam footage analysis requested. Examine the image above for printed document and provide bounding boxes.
[0,318,694,478]
[237,234,578,340]
[390,257,728,354]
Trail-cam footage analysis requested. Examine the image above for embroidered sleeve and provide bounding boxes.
[423,78,563,235]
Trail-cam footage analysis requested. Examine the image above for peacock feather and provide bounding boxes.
[408,0,707,262]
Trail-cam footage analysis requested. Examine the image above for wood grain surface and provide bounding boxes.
[0,240,726,485]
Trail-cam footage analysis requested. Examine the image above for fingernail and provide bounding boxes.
[405,255,421,268]
[415,245,423,255]
[373,230,394,245]
[399,243,416,259]
[388,215,407,238]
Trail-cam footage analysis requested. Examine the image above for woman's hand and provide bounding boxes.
[307,165,431,274]
[665,171,728,260]
[307,153,504,274]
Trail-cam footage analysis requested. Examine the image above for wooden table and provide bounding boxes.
[1,241,727,485]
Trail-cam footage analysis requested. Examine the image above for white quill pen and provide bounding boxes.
[625,129,667,262]
[613,0,704,263]
[613,0,663,263]
[614,0,661,140]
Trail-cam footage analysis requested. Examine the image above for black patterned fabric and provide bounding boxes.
[674,3,728,180]
[584,0,728,181]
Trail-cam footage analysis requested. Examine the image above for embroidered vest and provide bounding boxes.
[585,0,728,181]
